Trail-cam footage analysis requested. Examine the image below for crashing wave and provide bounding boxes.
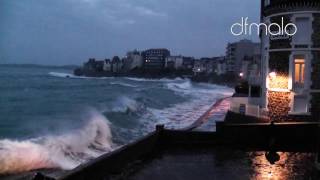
[48,72,84,79]
[166,80,192,92]
[0,110,113,174]
[48,72,113,80]
[104,96,146,114]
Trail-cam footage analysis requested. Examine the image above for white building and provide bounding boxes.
[103,59,112,72]
[260,0,320,121]
[230,0,320,122]
[126,50,143,70]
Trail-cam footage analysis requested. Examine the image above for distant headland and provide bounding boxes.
[73,44,258,86]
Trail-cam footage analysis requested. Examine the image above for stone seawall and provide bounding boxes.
[267,91,291,121]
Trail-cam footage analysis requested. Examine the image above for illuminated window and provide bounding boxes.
[294,58,305,84]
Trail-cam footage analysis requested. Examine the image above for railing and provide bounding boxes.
[263,0,320,16]
[230,95,264,117]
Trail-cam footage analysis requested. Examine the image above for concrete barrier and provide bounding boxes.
[58,131,161,180]
[216,121,318,151]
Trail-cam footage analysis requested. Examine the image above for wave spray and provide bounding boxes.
[0,110,113,174]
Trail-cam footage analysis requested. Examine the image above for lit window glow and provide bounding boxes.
[269,72,276,79]
[267,72,289,90]
[294,58,305,84]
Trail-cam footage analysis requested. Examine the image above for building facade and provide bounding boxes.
[165,56,184,69]
[111,56,123,73]
[103,59,112,72]
[260,0,320,121]
[193,57,219,75]
[181,57,195,70]
[216,56,227,75]
[83,58,96,71]
[241,44,261,85]
[142,49,170,71]
[124,50,143,71]
[193,59,206,74]
[226,39,260,75]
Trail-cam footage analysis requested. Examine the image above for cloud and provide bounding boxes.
[134,6,167,17]
[76,0,101,6]
[69,0,167,26]
[1,0,260,65]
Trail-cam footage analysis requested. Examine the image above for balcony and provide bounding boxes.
[262,0,320,16]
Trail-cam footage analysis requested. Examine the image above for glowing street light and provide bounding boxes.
[269,72,276,79]
[239,72,244,78]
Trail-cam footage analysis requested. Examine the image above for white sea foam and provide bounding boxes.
[48,72,84,79]
[166,80,233,97]
[107,96,144,114]
[145,80,234,129]
[166,80,192,92]
[125,77,183,82]
[48,72,113,80]
[109,82,138,88]
[147,98,214,129]
[0,110,113,174]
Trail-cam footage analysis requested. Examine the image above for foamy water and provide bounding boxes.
[147,80,233,129]
[0,66,233,174]
[0,110,112,174]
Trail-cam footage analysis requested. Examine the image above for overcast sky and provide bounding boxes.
[0,0,260,65]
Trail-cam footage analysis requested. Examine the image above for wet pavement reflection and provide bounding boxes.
[128,147,318,180]
[250,151,316,180]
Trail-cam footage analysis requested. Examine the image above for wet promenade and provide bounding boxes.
[127,147,317,180]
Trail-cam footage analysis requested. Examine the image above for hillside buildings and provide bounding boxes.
[78,42,271,81]
[142,48,170,71]
[193,57,221,75]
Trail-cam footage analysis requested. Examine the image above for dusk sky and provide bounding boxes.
[0,0,260,65]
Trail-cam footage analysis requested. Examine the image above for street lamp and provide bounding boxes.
[239,72,244,78]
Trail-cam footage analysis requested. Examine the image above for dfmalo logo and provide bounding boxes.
[231,17,297,36]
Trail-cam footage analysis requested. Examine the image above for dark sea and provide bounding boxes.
[0,64,233,174]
